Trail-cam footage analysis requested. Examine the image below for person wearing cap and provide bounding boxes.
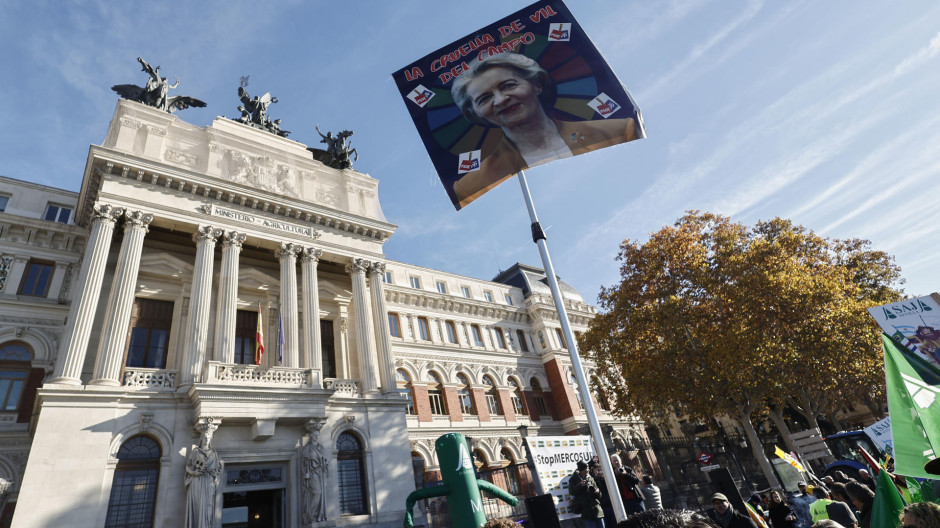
[707,493,758,528]
[744,493,769,528]
[808,486,857,527]
[570,460,605,528]
[790,481,817,528]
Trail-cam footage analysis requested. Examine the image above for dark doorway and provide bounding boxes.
[320,319,336,378]
[222,489,283,528]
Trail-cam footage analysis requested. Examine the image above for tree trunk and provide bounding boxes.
[786,390,825,431]
[736,405,782,489]
[766,407,797,452]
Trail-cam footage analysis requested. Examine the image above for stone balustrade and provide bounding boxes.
[122,368,178,390]
[205,361,318,388]
[323,378,361,396]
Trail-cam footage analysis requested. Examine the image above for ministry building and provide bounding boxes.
[0,99,654,527]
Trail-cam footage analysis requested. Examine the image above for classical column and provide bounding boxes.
[90,210,153,386]
[368,262,396,394]
[180,226,222,385]
[214,231,246,363]
[277,243,301,368]
[300,248,322,372]
[346,258,378,394]
[48,204,123,384]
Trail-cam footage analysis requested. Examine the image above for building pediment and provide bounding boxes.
[80,101,395,251]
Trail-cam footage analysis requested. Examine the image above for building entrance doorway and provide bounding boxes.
[222,489,283,528]
[221,465,286,528]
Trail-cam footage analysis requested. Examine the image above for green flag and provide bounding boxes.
[872,467,905,527]
[883,334,940,479]
[906,476,923,504]
[922,480,940,504]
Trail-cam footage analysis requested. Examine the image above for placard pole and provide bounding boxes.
[516,170,629,522]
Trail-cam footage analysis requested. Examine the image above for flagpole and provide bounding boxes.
[516,170,628,522]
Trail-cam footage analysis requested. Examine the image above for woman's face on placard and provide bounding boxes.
[466,66,543,129]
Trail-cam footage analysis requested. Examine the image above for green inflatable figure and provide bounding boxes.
[404,433,518,528]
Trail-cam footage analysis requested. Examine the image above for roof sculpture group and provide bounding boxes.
[111,57,358,170]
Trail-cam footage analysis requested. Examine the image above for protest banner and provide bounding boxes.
[393,0,645,210]
[525,435,594,520]
[868,295,940,369]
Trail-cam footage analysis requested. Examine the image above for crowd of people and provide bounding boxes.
[486,465,940,528]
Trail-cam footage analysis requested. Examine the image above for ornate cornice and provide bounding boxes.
[84,155,395,242]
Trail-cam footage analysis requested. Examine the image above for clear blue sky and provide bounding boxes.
[1,1,937,302]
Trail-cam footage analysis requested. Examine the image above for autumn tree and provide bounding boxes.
[581,212,903,486]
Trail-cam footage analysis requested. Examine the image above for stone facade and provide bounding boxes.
[0,101,654,528]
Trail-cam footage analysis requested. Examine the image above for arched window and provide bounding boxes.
[483,376,501,416]
[456,373,474,415]
[397,369,415,415]
[507,378,526,416]
[336,432,368,515]
[105,435,161,528]
[0,342,32,413]
[471,448,486,470]
[500,448,522,495]
[427,371,447,415]
[530,378,549,418]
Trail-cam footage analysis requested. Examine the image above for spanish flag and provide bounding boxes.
[255,302,265,365]
[774,445,805,472]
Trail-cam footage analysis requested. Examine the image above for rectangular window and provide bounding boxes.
[428,390,446,415]
[486,394,500,415]
[461,286,471,299]
[321,319,337,378]
[516,330,529,353]
[0,195,9,212]
[18,260,54,297]
[444,321,458,344]
[233,309,258,365]
[505,294,513,306]
[409,276,421,289]
[436,281,447,294]
[494,328,506,349]
[383,271,393,284]
[534,396,549,417]
[388,313,401,338]
[555,328,567,349]
[125,298,174,369]
[511,393,525,415]
[484,291,494,303]
[458,390,474,414]
[471,324,484,347]
[0,370,27,411]
[417,317,431,341]
[44,204,72,224]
